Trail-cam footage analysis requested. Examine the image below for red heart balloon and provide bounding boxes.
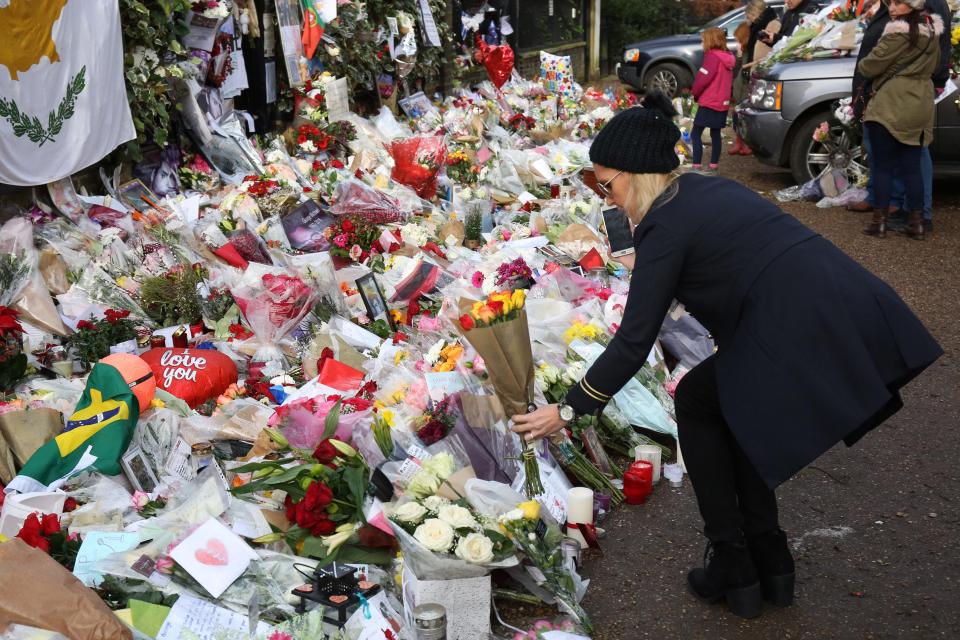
[140,348,238,408]
[476,37,514,89]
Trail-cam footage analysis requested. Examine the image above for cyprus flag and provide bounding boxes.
[0,0,135,186]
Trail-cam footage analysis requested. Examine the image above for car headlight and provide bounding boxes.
[624,48,640,63]
[749,80,782,110]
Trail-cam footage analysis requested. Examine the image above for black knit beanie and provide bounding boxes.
[589,91,681,174]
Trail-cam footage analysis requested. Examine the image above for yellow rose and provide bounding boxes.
[434,361,455,372]
[489,292,511,305]
[511,289,526,310]
[518,500,541,520]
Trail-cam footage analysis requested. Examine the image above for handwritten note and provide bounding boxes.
[73,531,140,586]
[156,595,273,640]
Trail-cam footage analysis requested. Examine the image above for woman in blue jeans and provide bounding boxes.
[857,1,942,240]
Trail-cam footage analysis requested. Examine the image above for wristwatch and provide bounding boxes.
[558,403,576,423]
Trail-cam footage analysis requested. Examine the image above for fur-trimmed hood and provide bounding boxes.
[882,13,944,38]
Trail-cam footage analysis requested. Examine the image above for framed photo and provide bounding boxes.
[117,179,159,211]
[398,91,435,120]
[355,273,392,328]
[121,446,160,493]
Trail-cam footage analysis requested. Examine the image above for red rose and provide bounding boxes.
[18,512,41,537]
[303,481,334,512]
[16,513,50,552]
[341,219,354,232]
[488,300,504,315]
[62,497,78,512]
[312,440,339,465]
[298,134,308,144]
[40,513,61,535]
[308,514,336,536]
[458,314,475,331]
[76,320,95,331]
[331,159,345,169]
[417,420,447,445]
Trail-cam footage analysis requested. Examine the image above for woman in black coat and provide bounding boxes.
[512,95,942,618]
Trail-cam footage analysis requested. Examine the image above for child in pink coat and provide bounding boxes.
[690,28,736,171]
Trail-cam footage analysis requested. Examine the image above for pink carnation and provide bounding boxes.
[333,233,349,248]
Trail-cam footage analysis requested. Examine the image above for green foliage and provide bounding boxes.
[118,0,192,161]
[464,210,482,242]
[68,315,139,366]
[139,267,203,326]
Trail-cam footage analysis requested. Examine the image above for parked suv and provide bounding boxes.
[736,56,960,184]
[617,2,783,97]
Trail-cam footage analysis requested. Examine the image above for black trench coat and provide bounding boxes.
[565,173,942,488]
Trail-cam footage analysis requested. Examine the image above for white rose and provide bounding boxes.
[414,518,455,553]
[423,495,450,513]
[421,452,455,479]
[408,469,441,499]
[498,508,524,524]
[455,533,495,564]
[393,501,428,524]
[437,504,477,530]
[299,140,318,153]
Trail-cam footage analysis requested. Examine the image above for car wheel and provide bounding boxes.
[644,63,692,98]
[789,112,868,186]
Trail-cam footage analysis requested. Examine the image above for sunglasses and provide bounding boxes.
[595,170,623,198]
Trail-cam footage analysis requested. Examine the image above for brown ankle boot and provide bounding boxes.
[863,209,887,238]
[899,211,925,240]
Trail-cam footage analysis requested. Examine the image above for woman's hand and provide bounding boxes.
[512,405,567,442]
[612,252,635,271]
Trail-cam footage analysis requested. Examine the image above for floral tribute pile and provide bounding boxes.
[0,58,709,640]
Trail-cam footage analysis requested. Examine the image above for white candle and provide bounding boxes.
[566,487,594,549]
[634,445,662,483]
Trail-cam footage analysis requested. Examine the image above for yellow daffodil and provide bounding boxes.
[394,350,409,365]
[380,409,395,427]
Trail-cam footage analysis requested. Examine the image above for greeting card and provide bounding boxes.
[169,517,259,598]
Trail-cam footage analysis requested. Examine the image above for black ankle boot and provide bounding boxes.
[746,529,795,606]
[688,540,762,619]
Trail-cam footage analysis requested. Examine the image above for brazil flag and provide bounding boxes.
[5,362,140,494]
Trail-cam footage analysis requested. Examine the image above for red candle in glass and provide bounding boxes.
[550,183,561,198]
[150,335,166,349]
[624,460,654,505]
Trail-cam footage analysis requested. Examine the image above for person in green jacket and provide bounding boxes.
[857,0,943,241]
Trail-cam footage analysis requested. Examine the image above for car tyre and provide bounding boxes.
[789,111,867,186]
[644,63,693,98]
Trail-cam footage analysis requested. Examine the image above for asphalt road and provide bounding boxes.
[579,153,960,640]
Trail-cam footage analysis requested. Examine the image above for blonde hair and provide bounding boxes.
[745,0,766,21]
[624,171,682,224]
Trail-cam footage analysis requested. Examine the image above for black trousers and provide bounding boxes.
[675,355,779,542]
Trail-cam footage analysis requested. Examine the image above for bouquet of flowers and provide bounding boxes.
[238,174,299,217]
[0,306,26,391]
[329,179,408,225]
[495,257,535,290]
[387,136,447,199]
[178,153,219,192]
[445,149,479,186]
[500,503,591,632]
[389,495,514,569]
[508,113,536,133]
[15,512,81,570]
[68,309,140,366]
[324,216,382,263]
[233,428,371,561]
[458,289,543,496]
[424,339,464,373]
[295,123,337,155]
[415,395,457,445]
[271,392,374,449]
[0,248,31,308]
[231,264,316,369]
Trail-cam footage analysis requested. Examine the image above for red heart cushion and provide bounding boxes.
[141,348,238,408]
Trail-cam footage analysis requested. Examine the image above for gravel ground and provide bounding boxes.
[577,152,960,639]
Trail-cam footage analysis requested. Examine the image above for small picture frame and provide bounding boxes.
[121,446,160,493]
[117,178,159,211]
[355,273,392,328]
